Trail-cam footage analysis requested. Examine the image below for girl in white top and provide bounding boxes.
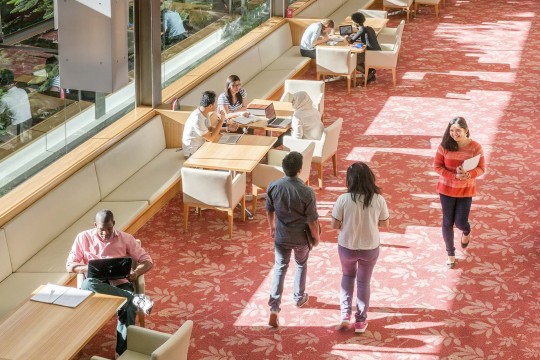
[290,91,324,140]
[217,75,249,121]
[331,162,389,334]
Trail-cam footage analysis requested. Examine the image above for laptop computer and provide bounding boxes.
[87,257,132,280]
[265,103,292,128]
[339,25,353,36]
[218,133,243,144]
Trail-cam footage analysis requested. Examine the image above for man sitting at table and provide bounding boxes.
[66,209,154,357]
[299,19,335,59]
[0,69,32,142]
[162,0,188,46]
[345,12,381,83]
[182,90,238,158]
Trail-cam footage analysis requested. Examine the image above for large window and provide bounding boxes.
[160,0,271,89]
[0,1,135,196]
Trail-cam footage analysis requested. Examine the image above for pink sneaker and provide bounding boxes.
[354,321,368,334]
[338,313,351,330]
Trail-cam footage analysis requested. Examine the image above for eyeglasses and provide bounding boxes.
[231,82,241,87]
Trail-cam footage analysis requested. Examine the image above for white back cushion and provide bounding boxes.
[257,24,293,69]
[4,163,100,271]
[0,229,11,282]
[95,116,166,199]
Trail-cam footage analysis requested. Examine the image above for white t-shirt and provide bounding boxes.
[332,193,389,250]
[0,87,31,125]
[291,108,323,140]
[182,108,210,157]
[300,22,323,51]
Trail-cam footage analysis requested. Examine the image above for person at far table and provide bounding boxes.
[299,19,335,59]
[66,209,154,357]
[182,90,239,158]
[345,12,381,83]
[162,0,188,46]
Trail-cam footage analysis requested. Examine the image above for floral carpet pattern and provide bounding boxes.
[77,0,539,359]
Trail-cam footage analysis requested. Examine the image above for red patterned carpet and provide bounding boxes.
[77,0,540,359]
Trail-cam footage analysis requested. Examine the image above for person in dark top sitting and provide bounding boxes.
[345,12,381,83]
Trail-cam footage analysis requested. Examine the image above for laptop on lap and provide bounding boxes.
[87,257,133,280]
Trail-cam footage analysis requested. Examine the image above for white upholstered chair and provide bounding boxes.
[377,19,405,45]
[280,79,325,116]
[315,47,357,95]
[414,0,442,17]
[91,320,193,360]
[283,118,343,188]
[359,9,388,18]
[77,239,147,327]
[383,0,414,22]
[364,36,401,87]
[251,142,315,214]
[181,167,246,239]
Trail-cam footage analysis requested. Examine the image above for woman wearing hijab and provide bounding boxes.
[290,91,324,140]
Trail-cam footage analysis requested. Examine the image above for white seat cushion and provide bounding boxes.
[95,116,166,199]
[257,24,293,69]
[0,230,12,282]
[329,0,374,24]
[16,201,148,273]
[4,163,101,271]
[0,273,71,320]
[244,69,297,100]
[104,149,185,203]
[264,47,311,72]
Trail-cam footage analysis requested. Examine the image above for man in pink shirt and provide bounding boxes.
[66,209,154,356]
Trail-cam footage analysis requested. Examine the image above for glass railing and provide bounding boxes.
[160,0,271,91]
[0,3,136,196]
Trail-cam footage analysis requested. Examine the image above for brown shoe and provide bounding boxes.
[268,311,279,328]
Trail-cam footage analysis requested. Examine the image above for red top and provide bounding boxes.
[433,139,486,198]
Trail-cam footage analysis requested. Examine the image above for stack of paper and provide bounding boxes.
[31,283,93,308]
[234,115,264,125]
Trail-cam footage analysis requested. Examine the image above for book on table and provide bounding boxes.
[31,283,92,308]
[247,102,271,116]
[233,114,263,125]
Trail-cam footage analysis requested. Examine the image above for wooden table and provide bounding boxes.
[340,17,389,35]
[0,288,126,360]
[244,99,294,134]
[184,134,276,172]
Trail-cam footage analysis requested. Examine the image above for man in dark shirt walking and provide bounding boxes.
[266,151,321,328]
[346,12,382,83]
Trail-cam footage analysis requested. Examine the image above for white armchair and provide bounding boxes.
[91,320,193,360]
[77,239,147,327]
[251,142,315,214]
[377,19,405,45]
[283,118,343,189]
[364,36,401,87]
[316,47,357,95]
[181,167,246,239]
[383,0,414,22]
[359,9,388,18]
[280,79,325,116]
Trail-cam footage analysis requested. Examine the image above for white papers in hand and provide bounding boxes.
[462,154,480,171]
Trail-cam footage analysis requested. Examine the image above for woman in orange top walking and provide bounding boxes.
[433,117,486,268]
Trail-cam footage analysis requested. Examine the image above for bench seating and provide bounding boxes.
[0,114,185,320]
[178,21,313,107]
[298,0,375,23]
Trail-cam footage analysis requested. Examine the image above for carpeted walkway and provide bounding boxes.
[77,0,540,359]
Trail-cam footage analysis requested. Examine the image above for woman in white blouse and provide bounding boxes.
[290,91,324,140]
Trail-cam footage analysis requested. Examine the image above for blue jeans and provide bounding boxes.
[268,244,310,312]
[81,278,136,355]
[338,245,379,323]
[439,194,472,256]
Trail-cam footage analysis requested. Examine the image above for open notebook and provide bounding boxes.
[31,283,92,308]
